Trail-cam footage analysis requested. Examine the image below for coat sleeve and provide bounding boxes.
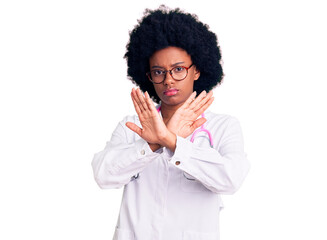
[91,116,160,189]
[164,116,250,194]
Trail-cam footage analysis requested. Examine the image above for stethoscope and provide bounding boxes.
[131,105,214,181]
[157,106,214,147]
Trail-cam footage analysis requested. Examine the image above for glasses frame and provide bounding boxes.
[146,63,194,84]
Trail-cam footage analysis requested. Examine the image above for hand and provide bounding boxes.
[126,88,176,151]
[166,90,214,138]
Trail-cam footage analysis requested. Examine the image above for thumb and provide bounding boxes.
[192,118,207,130]
[125,122,142,136]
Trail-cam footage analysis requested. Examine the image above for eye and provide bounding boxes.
[152,69,165,76]
[173,66,185,72]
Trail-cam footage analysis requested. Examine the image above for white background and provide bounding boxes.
[1,0,326,239]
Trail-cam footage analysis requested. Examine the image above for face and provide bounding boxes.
[149,46,200,108]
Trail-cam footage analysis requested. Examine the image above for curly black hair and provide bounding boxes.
[124,5,224,103]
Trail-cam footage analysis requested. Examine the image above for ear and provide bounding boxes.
[194,67,200,81]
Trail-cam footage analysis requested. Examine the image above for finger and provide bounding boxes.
[195,96,214,115]
[131,88,144,112]
[131,90,142,116]
[193,91,213,112]
[135,88,148,112]
[192,118,207,130]
[189,90,207,109]
[131,88,146,112]
[144,91,157,113]
[182,91,197,107]
[125,122,142,137]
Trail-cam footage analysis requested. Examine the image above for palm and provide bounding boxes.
[125,88,168,144]
[138,113,167,144]
[166,90,214,138]
[167,110,198,137]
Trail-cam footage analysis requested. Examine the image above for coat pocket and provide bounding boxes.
[113,227,134,240]
[180,172,208,193]
[183,230,219,240]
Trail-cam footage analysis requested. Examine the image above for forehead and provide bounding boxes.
[149,46,191,67]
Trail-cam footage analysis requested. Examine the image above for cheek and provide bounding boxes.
[182,79,196,91]
[153,85,163,96]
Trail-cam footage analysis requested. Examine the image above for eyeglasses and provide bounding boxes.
[146,64,194,84]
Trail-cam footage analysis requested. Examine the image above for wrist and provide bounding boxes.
[160,131,177,152]
[148,143,161,152]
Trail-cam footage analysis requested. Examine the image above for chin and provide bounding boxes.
[161,97,184,106]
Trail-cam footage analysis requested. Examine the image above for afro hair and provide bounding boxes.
[124,5,224,103]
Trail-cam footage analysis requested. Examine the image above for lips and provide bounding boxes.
[163,88,179,96]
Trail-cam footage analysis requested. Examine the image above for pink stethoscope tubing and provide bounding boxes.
[157,106,214,148]
[131,106,214,182]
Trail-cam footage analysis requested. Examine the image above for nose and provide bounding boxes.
[163,71,174,85]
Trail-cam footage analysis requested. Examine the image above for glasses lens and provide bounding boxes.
[149,69,164,83]
[171,66,187,80]
[148,66,188,83]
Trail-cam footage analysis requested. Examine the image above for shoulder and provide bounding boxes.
[118,114,140,125]
[110,115,140,143]
[110,114,140,135]
[204,111,244,145]
[205,111,243,136]
[205,111,240,126]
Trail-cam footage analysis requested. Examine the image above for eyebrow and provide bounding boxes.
[151,62,185,69]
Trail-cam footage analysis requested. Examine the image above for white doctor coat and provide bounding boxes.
[92,110,250,240]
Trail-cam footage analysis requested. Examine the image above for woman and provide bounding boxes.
[92,6,250,240]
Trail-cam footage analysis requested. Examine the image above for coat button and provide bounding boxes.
[140,149,145,155]
[175,161,181,165]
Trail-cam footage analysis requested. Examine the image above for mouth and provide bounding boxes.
[163,88,179,96]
